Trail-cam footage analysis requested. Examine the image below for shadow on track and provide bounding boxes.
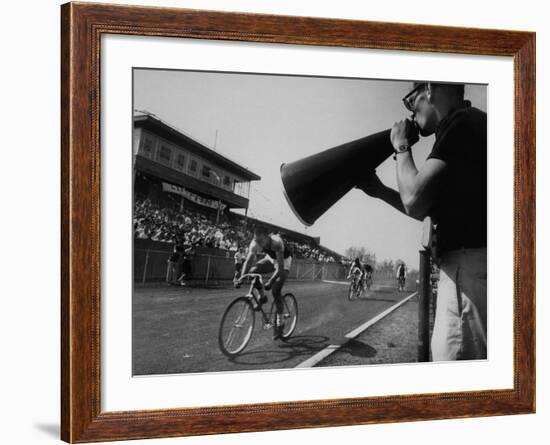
[371,287,394,293]
[228,335,330,366]
[339,339,377,358]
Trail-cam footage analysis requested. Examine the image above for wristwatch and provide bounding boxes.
[393,144,411,160]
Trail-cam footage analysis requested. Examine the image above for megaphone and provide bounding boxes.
[280,129,393,226]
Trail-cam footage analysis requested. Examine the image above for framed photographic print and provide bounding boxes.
[61,2,535,442]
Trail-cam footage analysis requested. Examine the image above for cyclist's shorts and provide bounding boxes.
[266,255,292,271]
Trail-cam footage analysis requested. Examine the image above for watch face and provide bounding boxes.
[397,145,409,153]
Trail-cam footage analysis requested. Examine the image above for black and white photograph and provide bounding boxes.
[1,0,545,442]
[132,68,487,376]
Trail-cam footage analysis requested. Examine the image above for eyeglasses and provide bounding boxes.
[402,83,427,112]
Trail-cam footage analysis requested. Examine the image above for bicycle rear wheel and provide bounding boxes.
[366,277,372,290]
[218,297,255,357]
[279,293,298,338]
[356,281,364,298]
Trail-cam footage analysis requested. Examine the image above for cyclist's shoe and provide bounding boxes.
[272,323,284,341]
[273,313,285,340]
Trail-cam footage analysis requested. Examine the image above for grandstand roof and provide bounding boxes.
[134,114,261,181]
[231,213,343,259]
[318,245,344,260]
[232,214,317,244]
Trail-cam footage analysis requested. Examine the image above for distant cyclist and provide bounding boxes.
[396,263,407,291]
[347,258,367,290]
[237,226,293,339]
[364,263,374,290]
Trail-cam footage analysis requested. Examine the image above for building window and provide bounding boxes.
[223,176,231,187]
[140,136,154,158]
[158,144,172,165]
[175,153,186,171]
[188,159,198,175]
[201,165,211,178]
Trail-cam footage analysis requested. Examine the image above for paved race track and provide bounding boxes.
[132,280,414,375]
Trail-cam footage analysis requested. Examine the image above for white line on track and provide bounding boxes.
[322,280,399,289]
[322,280,349,285]
[295,291,418,368]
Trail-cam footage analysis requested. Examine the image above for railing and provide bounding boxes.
[134,248,347,285]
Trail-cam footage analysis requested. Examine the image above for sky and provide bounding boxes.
[134,69,486,269]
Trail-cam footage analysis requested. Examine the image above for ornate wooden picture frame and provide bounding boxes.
[61,2,535,442]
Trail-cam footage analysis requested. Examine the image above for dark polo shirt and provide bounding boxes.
[427,103,487,253]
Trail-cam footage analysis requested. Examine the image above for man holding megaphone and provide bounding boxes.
[358,82,487,362]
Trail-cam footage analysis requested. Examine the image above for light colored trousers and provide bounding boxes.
[431,247,487,361]
[166,261,178,283]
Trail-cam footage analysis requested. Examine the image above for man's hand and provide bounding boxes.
[390,119,419,151]
[356,171,386,198]
[264,280,272,291]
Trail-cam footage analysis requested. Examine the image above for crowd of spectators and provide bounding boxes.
[287,242,337,263]
[133,198,338,262]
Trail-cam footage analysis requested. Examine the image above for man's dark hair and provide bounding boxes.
[253,225,269,237]
[413,81,465,101]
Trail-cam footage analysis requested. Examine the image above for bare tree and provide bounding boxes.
[344,246,367,261]
[377,259,395,280]
[344,246,377,269]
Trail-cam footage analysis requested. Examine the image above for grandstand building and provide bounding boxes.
[133,113,261,217]
[132,112,345,284]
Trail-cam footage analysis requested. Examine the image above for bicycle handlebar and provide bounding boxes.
[236,273,264,285]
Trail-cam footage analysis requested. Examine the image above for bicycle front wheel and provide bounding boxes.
[348,282,356,301]
[279,293,298,339]
[356,281,364,298]
[218,297,255,357]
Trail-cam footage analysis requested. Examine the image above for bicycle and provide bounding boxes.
[218,273,298,357]
[398,276,406,292]
[365,273,373,291]
[348,273,364,300]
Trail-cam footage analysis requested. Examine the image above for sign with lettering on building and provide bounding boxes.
[162,182,226,210]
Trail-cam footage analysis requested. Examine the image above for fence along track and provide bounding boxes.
[135,249,347,284]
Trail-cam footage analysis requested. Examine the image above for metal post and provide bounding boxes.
[418,249,431,362]
[215,200,221,225]
[165,256,171,282]
[205,255,211,286]
[142,249,150,285]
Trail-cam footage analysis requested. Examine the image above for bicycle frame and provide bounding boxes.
[350,273,363,288]
[237,273,275,327]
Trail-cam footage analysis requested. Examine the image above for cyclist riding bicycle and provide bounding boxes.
[396,263,407,291]
[347,258,367,290]
[236,226,293,339]
[364,263,374,289]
